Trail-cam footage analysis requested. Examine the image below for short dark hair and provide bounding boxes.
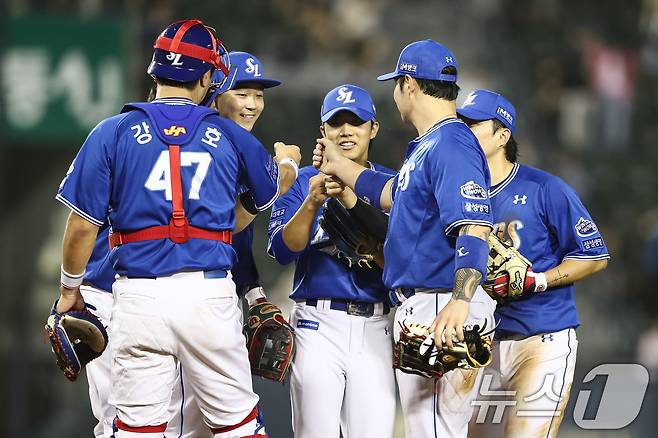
[396,66,460,101]
[492,119,518,162]
[154,76,199,91]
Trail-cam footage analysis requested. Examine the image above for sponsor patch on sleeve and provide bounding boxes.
[575,217,598,237]
[460,181,488,200]
[271,208,285,218]
[268,219,282,231]
[463,201,490,214]
[266,157,279,181]
[582,238,604,250]
[296,319,319,330]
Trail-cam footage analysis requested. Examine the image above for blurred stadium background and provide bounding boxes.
[2,0,657,436]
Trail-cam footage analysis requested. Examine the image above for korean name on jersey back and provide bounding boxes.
[56,99,279,278]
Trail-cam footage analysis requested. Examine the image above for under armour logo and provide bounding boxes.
[384,326,390,336]
[513,195,527,205]
[457,246,469,257]
[541,334,554,342]
[446,56,454,63]
[405,307,413,316]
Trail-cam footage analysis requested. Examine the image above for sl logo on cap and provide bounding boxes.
[337,86,356,104]
[245,58,262,77]
[163,125,186,136]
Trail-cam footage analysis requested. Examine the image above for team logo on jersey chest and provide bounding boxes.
[163,125,187,136]
[513,194,527,205]
[575,217,598,237]
[460,181,488,200]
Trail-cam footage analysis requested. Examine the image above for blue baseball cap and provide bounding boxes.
[377,39,458,82]
[320,84,376,123]
[230,51,281,88]
[457,89,516,134]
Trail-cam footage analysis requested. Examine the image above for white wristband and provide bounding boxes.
[245,286,267,305]
[61,265,85,290]
[534,272,547,292]
[279,158,299,179]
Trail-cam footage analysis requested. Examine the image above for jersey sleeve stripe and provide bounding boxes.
[266,224,286,258]
[444,219,493,235]
[563,254,610,261]
[255,168,281,212]
[55,194,105,227]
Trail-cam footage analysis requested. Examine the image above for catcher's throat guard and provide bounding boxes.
[45,300,108,381]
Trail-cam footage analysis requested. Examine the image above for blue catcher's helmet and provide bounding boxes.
[148,19,230,83]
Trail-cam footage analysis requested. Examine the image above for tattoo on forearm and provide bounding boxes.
[459,224,489,240]
[452,268,482,302]
[549,267,569,287]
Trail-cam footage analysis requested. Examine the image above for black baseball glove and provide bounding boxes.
[244,301,296,382]
[319,198,385,268]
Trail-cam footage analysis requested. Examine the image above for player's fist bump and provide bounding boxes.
[308,173,329,207]
[274,141,301,165]
[313,138,345,176]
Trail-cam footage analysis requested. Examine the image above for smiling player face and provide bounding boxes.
[215,82,265,132]
[321,110,379,166]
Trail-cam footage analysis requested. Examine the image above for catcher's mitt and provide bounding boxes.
[393,322,492,379]
[44,300,108,381]
[484,234,537,302]
[319,198,383,268]
[244,301,295,382]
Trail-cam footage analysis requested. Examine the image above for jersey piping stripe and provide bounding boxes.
[563,254,610,261]
[151,98,196,106]
[55,194,104,227]
[546,328,574,437]
[266,225,286,258]
[176,366,185,438]
[445,219,493,236]
[433,293,440,438]
[489,163,520,198]
[412,118,462,143]
[255,162,281,211]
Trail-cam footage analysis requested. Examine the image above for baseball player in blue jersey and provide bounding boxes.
[457,90,609,437]
[167,50,283,438]
[268,84,397,438]
[313,40,497,438]
[54,19,301,438]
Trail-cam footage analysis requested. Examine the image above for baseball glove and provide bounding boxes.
[393,322,493,379]
[319,198,383,268]
[484,234,537,303]
[44,300,108,381]
[244,301,295,382]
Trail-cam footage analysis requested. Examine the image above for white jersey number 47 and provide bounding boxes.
[145,151,211,200]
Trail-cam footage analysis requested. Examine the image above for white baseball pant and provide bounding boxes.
[469,327,578,438]
[289,300,397,438]
[109,271,264,438]
[393,288,496,438]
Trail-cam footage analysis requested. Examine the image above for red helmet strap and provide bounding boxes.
[154,19,229,76]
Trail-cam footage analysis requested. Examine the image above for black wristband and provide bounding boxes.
[239,191,259,215]
[349,198,389,242]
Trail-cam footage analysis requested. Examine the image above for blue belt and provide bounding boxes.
[202,269,228,279]
[127,269,228,280]
[305,298,390,317]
